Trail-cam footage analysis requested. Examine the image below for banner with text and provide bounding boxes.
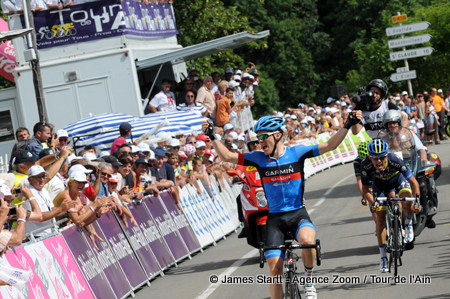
[27,0,178,49]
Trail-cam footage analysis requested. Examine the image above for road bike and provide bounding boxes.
[375,196,417,277]
[259,237,321,299]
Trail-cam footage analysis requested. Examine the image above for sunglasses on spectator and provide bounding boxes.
[257,132,278,141]
[188,141,196,144]
[186,95,194,98]
[173,146,180,150]
[370,155,387,161]
[101,172,112,177]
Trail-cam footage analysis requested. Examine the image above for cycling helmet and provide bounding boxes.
[366,79,388,102]
[246,131,258,145]
[382,109,403,128]
[357,141,370,159]
[254,116,286,133]
[368,139,388,157]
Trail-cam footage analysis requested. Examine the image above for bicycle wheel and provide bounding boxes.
[284,271,291,299]
[286,271,301,299]
[393,215,399,276]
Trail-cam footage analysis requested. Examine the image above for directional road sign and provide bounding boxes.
[386,21,431,37]
[389,70,417,82]
[397,67,409,73]
[388,34,433,49]
[389,47,434,61]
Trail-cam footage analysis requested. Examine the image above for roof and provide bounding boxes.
[135,30,270,69]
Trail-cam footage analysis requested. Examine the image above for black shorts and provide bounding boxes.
[264,208,315,260]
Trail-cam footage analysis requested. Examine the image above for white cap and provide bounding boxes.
[235,69,242,75]
[438,89,443,93]
[335,100,341,105]
[196,141,206,148]
[248,75,255,80]
[209,155,214,163]
[238,133,246,141]
[242,73,250,78]
[68,171,88,183]
[138,142,151,152]
[306,116,313,122]
[277,112,284,117]
[253,81,258,86]
[330,107,339,114]
[285,115,291,119]
[28,165,48,177]
[0,184,12,197]
[341,102,347,106]
[231,143,238,150]
[131,145,141,153]
[214,133,222,141]
[168,139,181,147]
[233,75,241,81]
[156,131,167,138]
[224,123,234,131]
[308,107,315,111]
[100,151,110,157]
[401,91,408,96]
[325,107,331,113]
[229,80,238,88]
[300,119,308,124]
[67,154,82,164]
[229,132,238,140]
[148,150,156,160]
[68,164,92,177]
[326,115,332,119]
[346,108,352,113]
[395,96,401,101]
[56,129,69,138]
[290,114,297,120]
[83,152,98,161]
[326,97,335,104]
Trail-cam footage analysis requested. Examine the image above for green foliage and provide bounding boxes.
[251,66,280,117]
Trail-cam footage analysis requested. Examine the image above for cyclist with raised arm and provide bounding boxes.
[202,112,362,299]
[353,141,377,231]
[360,139,421,273]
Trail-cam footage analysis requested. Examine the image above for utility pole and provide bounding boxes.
[24,0,49,123]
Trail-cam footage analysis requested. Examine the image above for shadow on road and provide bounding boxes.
[321,245,379,261]
[317,215,374,228]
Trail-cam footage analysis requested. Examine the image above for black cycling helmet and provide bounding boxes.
[366,79,388,104]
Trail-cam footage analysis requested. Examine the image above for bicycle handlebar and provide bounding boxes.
[376,197,416,202]
[264,244,318,250]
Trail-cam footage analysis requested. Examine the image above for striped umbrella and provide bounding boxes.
[64,113,136,137]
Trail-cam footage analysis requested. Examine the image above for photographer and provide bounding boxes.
[351,79,409,139]
[0,185,27,250]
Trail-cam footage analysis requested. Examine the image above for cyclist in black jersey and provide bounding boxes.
[360,139,421,273]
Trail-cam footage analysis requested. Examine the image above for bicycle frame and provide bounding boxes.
[377,196,416,277]
[259,239,321,299]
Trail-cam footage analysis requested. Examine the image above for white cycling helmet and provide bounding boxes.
[246,131,258,145]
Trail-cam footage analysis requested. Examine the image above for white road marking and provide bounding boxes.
[196,173,355,298]
[196,249,259,299]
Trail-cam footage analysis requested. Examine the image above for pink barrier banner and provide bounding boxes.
[1,236,93,299]
[0,19,17,83]
[160,192,202,253]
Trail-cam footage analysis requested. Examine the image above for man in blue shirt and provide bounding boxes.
[27,122,58,157]
[202,111,362,299]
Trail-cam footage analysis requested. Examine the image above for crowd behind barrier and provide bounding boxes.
[0,128,367,298]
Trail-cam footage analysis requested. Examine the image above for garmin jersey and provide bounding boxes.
[237,144,320,213]
[353,156,363,177]
[360,152,413,186]
[361,100,398,138]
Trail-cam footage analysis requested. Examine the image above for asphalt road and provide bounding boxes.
[134,140,450,299]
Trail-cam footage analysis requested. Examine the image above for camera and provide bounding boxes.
[352,87,375,111]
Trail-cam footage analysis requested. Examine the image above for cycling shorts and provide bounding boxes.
[372,173,412,210]
[264,208,315,260]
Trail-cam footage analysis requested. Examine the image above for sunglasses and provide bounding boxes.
[101,172,112,177]
[257,132,278,141]
[186,95,194,98]
[188,141,196,144]
[370,155,387,161]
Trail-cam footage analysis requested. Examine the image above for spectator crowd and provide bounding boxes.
[0,59,449,288]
